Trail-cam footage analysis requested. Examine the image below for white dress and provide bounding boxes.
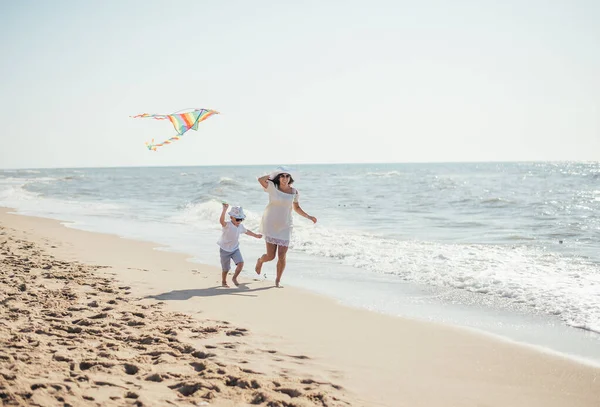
[259,181,298,247]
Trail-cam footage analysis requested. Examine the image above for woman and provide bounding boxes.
[256,166,317,287]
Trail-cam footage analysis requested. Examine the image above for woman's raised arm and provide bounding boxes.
[258,174,270,189]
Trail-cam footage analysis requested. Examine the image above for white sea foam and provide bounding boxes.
[0,178,41,201]
[0,178,122,219]
[291,223,600,332]
[173,199,262,232]
[217,177,239,186]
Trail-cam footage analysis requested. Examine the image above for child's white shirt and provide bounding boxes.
[217,221,247,252]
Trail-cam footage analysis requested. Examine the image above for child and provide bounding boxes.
[218,203,262,287]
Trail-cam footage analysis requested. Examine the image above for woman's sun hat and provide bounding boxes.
[269,166,295,180]
[228,206,246,219]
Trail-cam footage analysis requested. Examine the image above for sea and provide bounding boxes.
[1,162,599,365]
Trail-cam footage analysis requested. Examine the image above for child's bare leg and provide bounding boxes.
[275,245,288,287]
[232,262,244,286]
[221,271,229,287]
[255,242,277,275]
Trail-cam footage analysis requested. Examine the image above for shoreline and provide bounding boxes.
[1,207,600,406]
[8,204,600,368]
[267,251,600,368]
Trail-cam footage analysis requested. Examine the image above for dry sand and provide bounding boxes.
[1,207,599,407]
[0,222,352,406]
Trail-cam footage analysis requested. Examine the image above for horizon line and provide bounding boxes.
[1,159,599,171]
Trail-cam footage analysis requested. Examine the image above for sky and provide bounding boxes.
[0,0,599,169]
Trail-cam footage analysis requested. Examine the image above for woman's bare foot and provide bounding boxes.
[275,280,283,288]
[255,258,263,275]
[221,282,229,287]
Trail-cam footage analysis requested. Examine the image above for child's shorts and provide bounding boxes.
[220,248,243,272]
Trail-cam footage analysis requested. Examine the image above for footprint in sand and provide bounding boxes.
[191,350,215,359]
[145,373,164,382]
[276,388,303,398]
[226,328,247,337]
[123,363,139,375]
[190,362,206,372]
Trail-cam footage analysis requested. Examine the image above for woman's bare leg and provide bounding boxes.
[255,242,277,275]
[275,245,289,287]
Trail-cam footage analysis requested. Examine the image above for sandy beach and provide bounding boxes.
[1,206,599,407]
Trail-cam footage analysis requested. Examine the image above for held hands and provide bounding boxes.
[255,233,263,239]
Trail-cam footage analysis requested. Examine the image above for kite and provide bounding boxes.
[131,108,219,151]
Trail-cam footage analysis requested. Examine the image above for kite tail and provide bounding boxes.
[131,113,170,120]
[145,135,182,151]
[145,139,157,151]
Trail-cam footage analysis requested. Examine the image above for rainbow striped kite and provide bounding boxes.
[132,108,219,151]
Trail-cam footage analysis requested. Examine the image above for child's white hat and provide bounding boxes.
[228,206,246,219]
[269,166,295,180]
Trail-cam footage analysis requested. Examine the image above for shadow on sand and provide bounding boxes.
[145,282,275,301]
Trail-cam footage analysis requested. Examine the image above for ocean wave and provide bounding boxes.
[366,171,402,178]
[0,183,40,202]
[198,177,244,192]
[0,176,60,184]
[443,220,487,228]
[0,180,123,218]
[218,177,243,186]
[291,224,600,332]
[172,199,261,231]
[62,175,85,181]
[449,198,473,205]
[479,197,515,206]
[505,235,536,241]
